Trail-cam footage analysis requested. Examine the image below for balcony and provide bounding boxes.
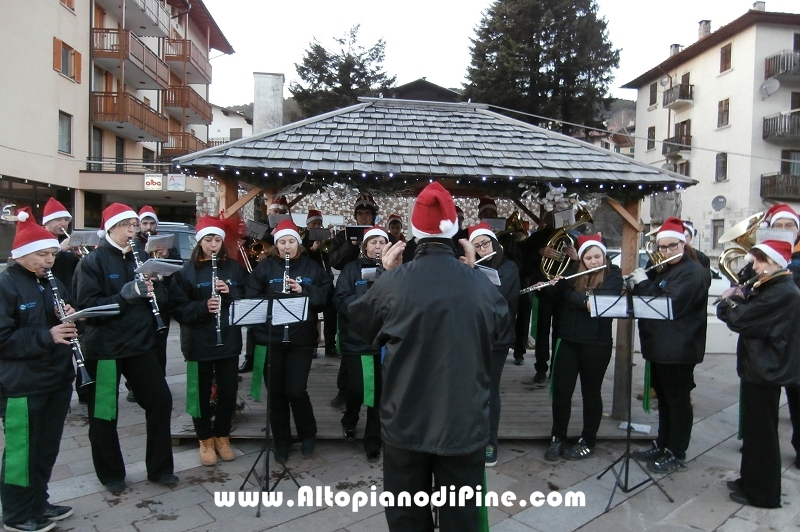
[164,39,212,84]
[763,113,800,144]
[761,173,800,201]
[85,157,171,173]
[92,29,169,90]
[662,84,694,111]
[94,0,170,38]
[165,86,212,125]
[765,50,800,83]
[162,132,208,158]
[91,92,168,142]
[662,135,692,158]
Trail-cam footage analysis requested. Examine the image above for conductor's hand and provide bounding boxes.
[120,279,153,302]
[215,279,229,294]
[381,241,405,271]
[50,323,78,345]
[565,245,578,262]
[458,239,476,267]
[207,296,221,313]
[629,267,648,285]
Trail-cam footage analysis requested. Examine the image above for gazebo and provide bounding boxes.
[173,97,697,418]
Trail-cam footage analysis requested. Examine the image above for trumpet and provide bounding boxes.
[211,252,223,346]
[128,238,167,331]
[45,269,93,387]
[62,228,90,257]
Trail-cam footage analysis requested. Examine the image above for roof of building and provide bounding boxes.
[389,78,463,102]
[167,0,234,55]
[174,98,694,197]
[622,9,800,89]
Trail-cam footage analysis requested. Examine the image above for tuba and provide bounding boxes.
[717,212,763,284]
[540,205,593,280]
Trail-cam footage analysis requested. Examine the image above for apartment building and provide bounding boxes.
[208,104,253,147]
[623,1,800,258]
[0,0,232,256]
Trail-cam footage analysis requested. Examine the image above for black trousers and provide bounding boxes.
[323,303,338,354]
[786,385,800,456]
[513,293,532,358]
[650,362,696,460]
[383,444,485,532]
[488,348,508,448]
[243,327,255,364]
[85,352,174,485]
[534,290,561,374]
[740,381,782,508]
[550,341,611,447]
[340,354,382,453]
[124,325,168,394]
[192,357,239,440]
[1,386,71,525]
[336,357,349,393]
[264,344,317,450]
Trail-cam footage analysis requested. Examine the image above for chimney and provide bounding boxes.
[670,44,683,56]
[698,20,711,40]
[752,1,765,11]
[253,72,285,135]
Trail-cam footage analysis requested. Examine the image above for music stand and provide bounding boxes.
[596,288,675,512]
[234,294,307,516]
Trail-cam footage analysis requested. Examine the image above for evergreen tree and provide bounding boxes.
[464,0,619,134]
[289,25,397,118]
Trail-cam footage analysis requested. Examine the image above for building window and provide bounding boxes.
[715,153,728,181]
[60,0,75,10]
[712,220,725,250]
[649,83,657,106]
[677,161,690,177]
[717,99,730,127]
[794,33,800,52]
[58,112,72,154]
[781,150,800,175]
[647,126,655,150]
[52,37,81,82]
[720,43,732,72]
[142,147,155,169]
[601,141,610,150]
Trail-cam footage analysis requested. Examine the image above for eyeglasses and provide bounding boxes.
[474,240,493,251]
[657,242,681,252]
[118,222,140,229]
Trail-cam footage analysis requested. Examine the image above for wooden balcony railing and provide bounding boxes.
[165,38,212,83]
[208,137,231,147]
[765,50,800,80]
[662,135,692,157]
[165,85,212,124]
[162,132,208,157]
[763,113,800,141]
[761,173,800,201]
[662,84,693,108]
[91,92,168,142]
[92,28,169,89]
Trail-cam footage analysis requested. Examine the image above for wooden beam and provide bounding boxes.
[221,186,263,219]
[287,194,305,209]
[606,197,644,232]
[511,198,541,225]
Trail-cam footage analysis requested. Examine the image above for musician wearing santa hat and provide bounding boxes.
[135,206,180,261]
[74,203,177,493]
[717,239,800,508]
[349,183,509,532]
[301,209,337,358]
[0,207,76,531]
[41,197,80,296]
[629,216,710,474]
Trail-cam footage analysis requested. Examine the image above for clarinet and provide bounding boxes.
[128,238,167,331]
[45,270,93,387]
[282,253,291,343]
[211,252,223,346]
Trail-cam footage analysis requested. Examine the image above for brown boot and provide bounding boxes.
[199,437,217,466]
[215,436,235,461]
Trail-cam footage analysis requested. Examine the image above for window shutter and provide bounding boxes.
[74,51,82,83]
[53,37,62,71]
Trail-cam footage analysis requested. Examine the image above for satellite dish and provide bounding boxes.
[760,78,780,99]
[659,76,671,87]
[712,196,727,212]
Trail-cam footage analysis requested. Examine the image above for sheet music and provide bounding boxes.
[273,296,309,325]
[134,259,184,277]
[476,265,501,286]
[69,230,100,248]
[63,303,120,322]
[144,234,174,253]
[229,299,268,326]
[589,294,629,318]
[245,220,270,240]
[482,218,506,232]
[632,296,673,320]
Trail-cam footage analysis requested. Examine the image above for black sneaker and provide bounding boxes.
[366,450,380,463]
[126,390,136,403]
[544,436,564,461]
[103,479,127,494]
[514,358,524,366]
[238,360,253,373]
[647,449,686,474]
[329,391,346,409]
[726,479,743,493]
[153,474,179,486]
[41,503,73,521]
[3,517,55,532]
[485,444,498,467]
[632,441,663,462]
[274,448,289,464]
[533,372,547,385]
[563,438,595,460]
[301,438,315,456]
[343,428,356,441]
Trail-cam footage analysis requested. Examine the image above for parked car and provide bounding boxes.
[155,222,196,261]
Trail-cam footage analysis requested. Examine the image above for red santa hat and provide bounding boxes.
[273,219,301,243]
[11,207,60,259]
[387,214,403,227]
[577,234,607,258]
[477,198,497,218]
[138,205,159,224]
[656,217,687,243]
[98,203,138,237]
[306,209,323,224]
[411,183,458,240]
[363,226,389,243]
[762,204,800,229]
[41,197,72,224]
[468,222,496,243]
[196,214,227,240]
[268,195,288,212]
[752,240,792,268]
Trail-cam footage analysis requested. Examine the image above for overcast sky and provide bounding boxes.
[203,0,799,107]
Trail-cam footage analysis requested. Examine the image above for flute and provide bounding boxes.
[128,238,167,331]
[623,253,683,281]
[474,251,496,265]
[211,252,223,346]
[45,270,93,387]
[520,265,607,294]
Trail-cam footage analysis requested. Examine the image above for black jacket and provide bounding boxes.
[328,231,359,270]
[74,238,168,359]
[555,264,623,346]
[0,264,74,398]
[717,273,800,387]
[245,253,333,347]
[302,236,332,274]
[169,257,247,361]
[789,251,800,289]
[634,255,710,364]
[52,235,80,298]
[333,257,381,355]
[348,241,510,455]
[492,259,520,350]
